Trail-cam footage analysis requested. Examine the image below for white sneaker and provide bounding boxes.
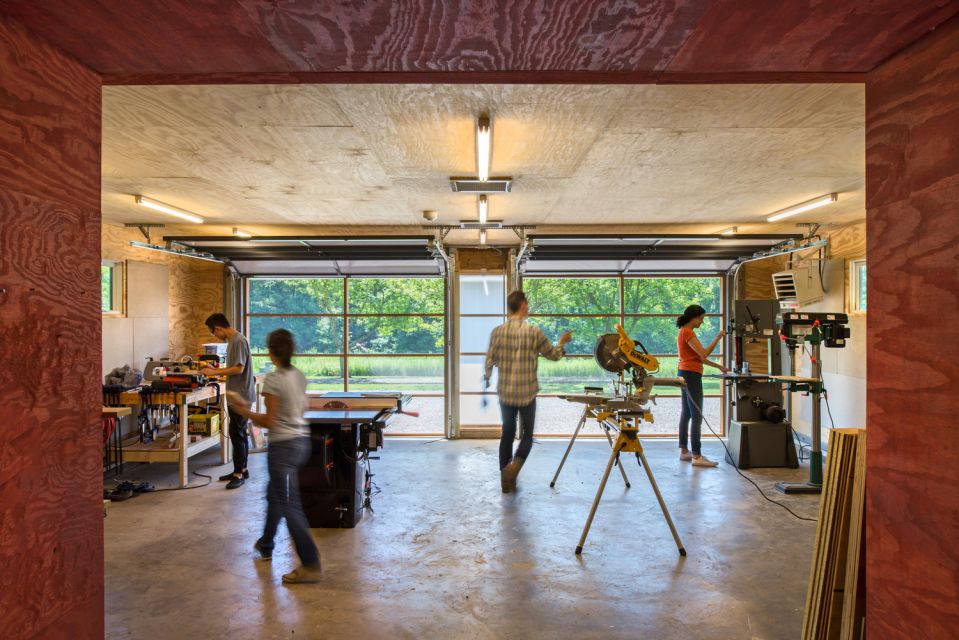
[679,451,692,462]
[692,455,718,467]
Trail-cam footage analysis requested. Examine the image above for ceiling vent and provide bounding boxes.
[772,267,824,309]
[449,178,513,193]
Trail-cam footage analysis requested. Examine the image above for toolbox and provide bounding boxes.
[187,412,220,437]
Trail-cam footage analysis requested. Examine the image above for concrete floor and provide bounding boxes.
[104,438,819,639]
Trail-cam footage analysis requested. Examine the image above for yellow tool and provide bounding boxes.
[614,324,660,373]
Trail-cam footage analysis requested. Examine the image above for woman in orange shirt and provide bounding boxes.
[676,304,726,467]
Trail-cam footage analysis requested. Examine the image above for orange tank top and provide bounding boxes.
[677,326,703,374]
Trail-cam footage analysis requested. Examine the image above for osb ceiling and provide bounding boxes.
[102,83,865,229]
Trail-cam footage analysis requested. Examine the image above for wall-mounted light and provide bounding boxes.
[766,193,837,222]
[478,194,488,224]
[480,229,487,245]
[476,115,491,182]
[720,226,738,236]
[135,195,204,223]
[233,227,252,238]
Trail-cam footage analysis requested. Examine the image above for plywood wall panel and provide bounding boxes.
[101,224,225,357]
[0,16,101,637]
[865,14,959,638]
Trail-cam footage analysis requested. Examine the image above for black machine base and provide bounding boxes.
[299,423,368,528]
[775,482,823,495]
[726,420,799,469]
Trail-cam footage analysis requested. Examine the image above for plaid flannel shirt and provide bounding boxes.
[484,317,565,407]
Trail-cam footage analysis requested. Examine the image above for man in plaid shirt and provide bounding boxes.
[485,290,572,493]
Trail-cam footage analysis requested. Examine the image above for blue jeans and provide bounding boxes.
[678,370,704,455]
[500,401,536,469]
[258,436,320,567]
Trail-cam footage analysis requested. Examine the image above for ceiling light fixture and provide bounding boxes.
[476,115,491,182]
[720,226,738,236]
[135,195,204,223]
[766,193,838,223]
[233,227,252,238]
[478,194,488,224]
[480,229,487,245]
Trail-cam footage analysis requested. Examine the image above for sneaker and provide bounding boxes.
[282,565,321,584]
[679,450,693,462]
[500,468,511,494]
[219,471,250,481]
[692,455,719,467]
[226,477,246,490]
[253,540,272,561]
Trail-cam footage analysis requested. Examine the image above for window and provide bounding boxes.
[523,275,725,436]
[101,260,125,315]
[246,277,446,434]
[849,259,866,313]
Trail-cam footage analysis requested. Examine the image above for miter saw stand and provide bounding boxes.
[567,325,687,557]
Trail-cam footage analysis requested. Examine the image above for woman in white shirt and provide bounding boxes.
[230,328,320,584]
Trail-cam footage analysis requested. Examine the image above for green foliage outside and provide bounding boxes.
[101,265,112,311]
[246,276,723,394]
[525,277,724,356]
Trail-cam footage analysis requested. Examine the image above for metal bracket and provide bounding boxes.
[124,223,165,243]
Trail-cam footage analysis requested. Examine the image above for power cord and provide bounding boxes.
[686,395,818,523]
[150,469,214,492]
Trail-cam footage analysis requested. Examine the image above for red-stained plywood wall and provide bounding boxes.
[0,17,103,640]
[865,15,959,639]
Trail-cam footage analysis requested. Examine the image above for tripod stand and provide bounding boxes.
[575,414,686,557]
[550,401,631,489]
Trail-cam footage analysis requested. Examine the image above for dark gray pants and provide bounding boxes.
[499,400,536,470]
[258,436,320,567]
[227,408,249,475]
[678,370,704,455]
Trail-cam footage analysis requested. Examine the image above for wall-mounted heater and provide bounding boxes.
[772,266,823,309]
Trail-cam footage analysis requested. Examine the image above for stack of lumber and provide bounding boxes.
[802,428,867,640]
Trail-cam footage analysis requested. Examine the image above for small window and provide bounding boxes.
[102,260,125,315]
[849,259,866,313]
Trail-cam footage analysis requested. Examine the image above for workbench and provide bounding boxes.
[115,384,230,487]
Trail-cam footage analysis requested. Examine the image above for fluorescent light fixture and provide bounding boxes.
[766,193,837,223]
[478,194,488,224]
[476,116,491,182]
[135,195,204,223]
[480,229,487,245]
[129,241,222,263]
[233,227,252,238]
[720,226,738,236]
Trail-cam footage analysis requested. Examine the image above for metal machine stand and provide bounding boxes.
[776,341,824,494]
[550,403,631,489]
[575,417,685,557]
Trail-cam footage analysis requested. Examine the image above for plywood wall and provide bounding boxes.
[0,17,103,639]
[102,223,226,357]
[865,14,959,638]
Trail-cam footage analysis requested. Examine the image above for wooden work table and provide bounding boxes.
[114,383,230,487]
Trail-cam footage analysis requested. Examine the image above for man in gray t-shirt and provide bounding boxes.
[202,313,256,489]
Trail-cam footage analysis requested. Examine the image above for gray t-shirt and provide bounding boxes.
[261,366,308,441]
[226,332,256,403]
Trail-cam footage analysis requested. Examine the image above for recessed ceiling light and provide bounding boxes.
[135,195,204,224]
[766,194,838,223]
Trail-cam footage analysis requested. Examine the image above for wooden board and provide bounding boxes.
[0,16,104,638]
[2,1,956,79]
[865,14,959,638]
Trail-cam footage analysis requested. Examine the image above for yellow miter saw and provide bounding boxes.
[594,324,660,393]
